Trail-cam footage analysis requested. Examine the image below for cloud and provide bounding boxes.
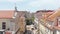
[8,0,24,2]
[28,0,59,7]
[25,0,60,12]
[0,0,60,12]
[0,0,24,2]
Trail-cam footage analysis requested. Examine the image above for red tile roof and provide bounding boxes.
[0,10,15,19]
[48,9,60,21]
[36,10,54,20]
[43,12,53,19]
[36,9,60,30]
[47,9,60,30]
[36,10,53,13]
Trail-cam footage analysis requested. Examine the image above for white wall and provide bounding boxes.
[0,19,15,31]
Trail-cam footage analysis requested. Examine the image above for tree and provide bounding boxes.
[26,18,33,25]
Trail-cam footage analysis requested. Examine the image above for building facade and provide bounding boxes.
[0,10,26,34]
[15,11,26,34]
[35,10,54,34]
[0,10,15,34]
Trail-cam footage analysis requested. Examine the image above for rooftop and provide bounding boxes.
[0,10,15,19]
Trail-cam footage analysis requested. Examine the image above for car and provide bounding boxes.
[0,30,5,34]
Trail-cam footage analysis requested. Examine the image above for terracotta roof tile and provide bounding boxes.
[0,10,15,18]
[35,10,54,21]
[48,9,60,21]
[44,12,53,18]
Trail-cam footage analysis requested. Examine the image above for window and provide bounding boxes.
[58,18,60,27]
[2,22,6,29]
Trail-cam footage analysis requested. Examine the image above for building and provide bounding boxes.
[15,11,26,34]
[0,10,27,34]
[0,10,15,34]
[24,11,32,18]
[35,8,60,34]
[34,10,54,34]
[47,8,60,34]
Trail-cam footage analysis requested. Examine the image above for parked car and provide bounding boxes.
[0,30,5,34]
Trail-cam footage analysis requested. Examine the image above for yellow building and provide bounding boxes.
[15,11,26,34]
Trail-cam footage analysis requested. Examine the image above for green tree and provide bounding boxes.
[26,18,33,25]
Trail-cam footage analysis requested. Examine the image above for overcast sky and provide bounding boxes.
[0,0,60,12]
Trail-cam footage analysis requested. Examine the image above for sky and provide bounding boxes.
[0,0,60,12]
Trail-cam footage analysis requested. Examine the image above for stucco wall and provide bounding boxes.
[0,19,15,31]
